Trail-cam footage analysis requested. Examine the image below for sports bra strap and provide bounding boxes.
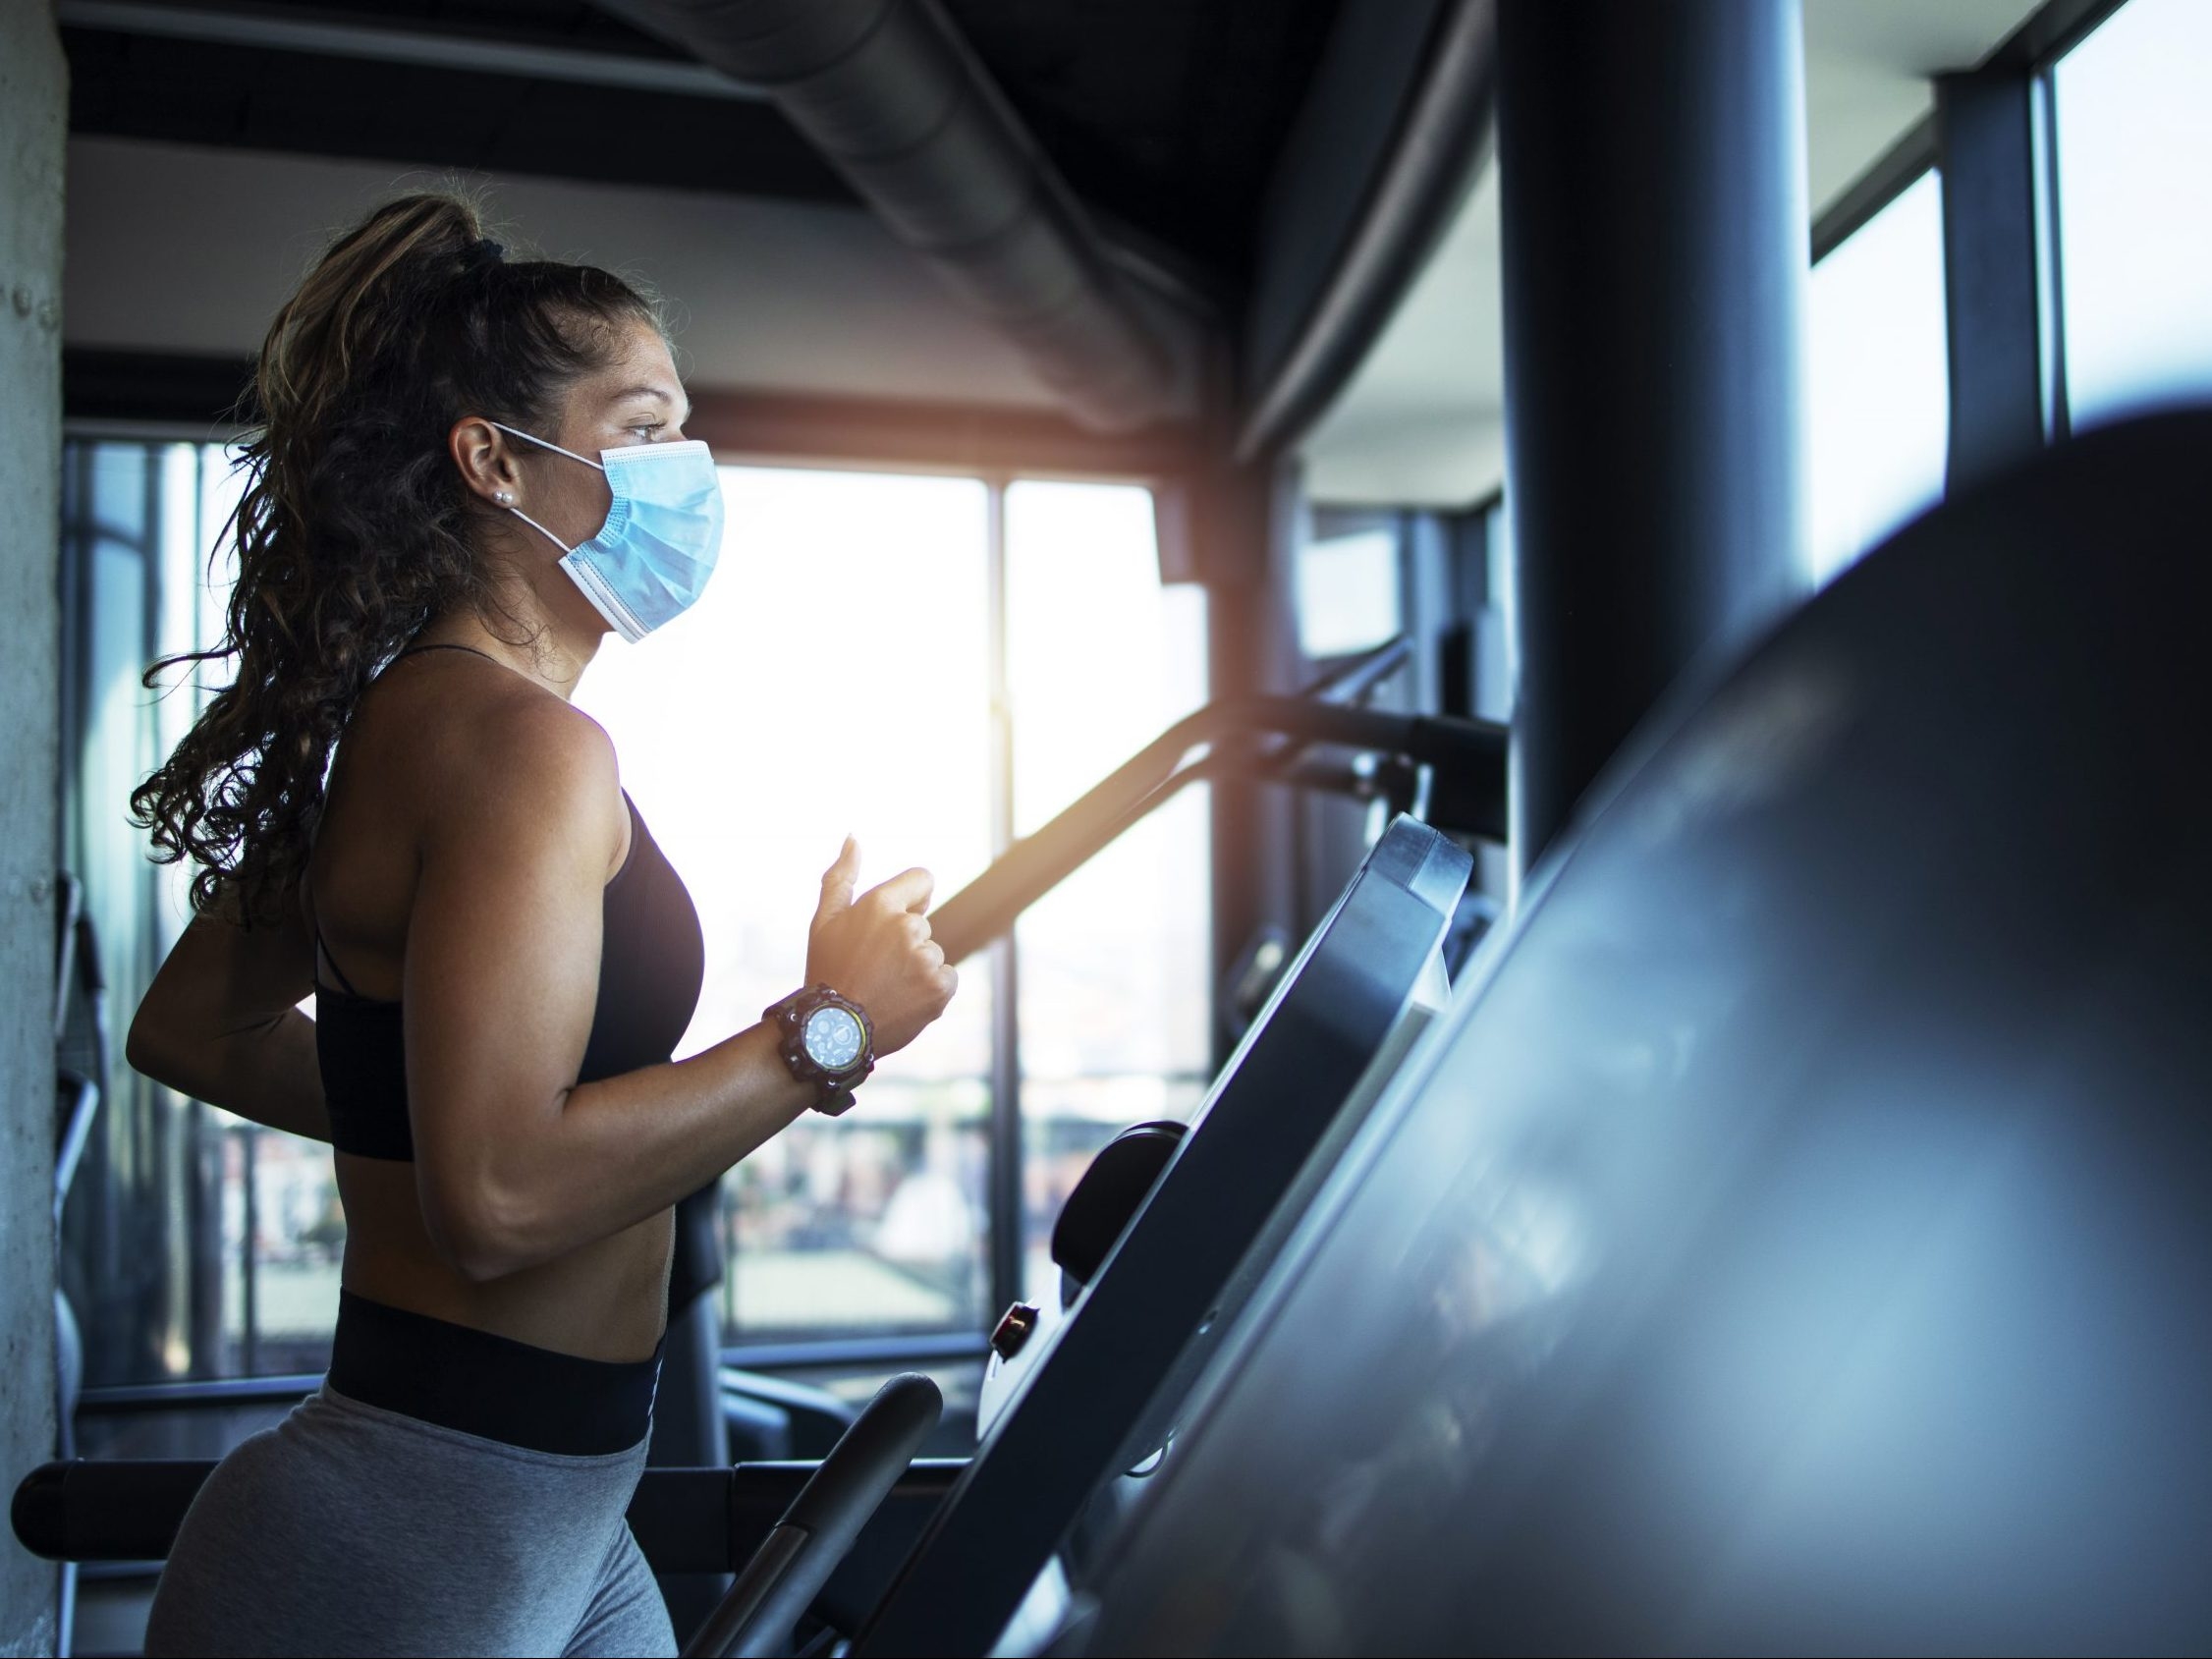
[389,641,496,666]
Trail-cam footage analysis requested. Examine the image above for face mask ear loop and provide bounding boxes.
[484,418,606,472]
[507,504,574,555]
[482,419,604,554]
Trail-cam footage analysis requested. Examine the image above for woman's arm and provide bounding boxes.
[126,889,332,1143]
[405,698,954,1284]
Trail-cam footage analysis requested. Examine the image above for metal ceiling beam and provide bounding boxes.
[55,0,768,102]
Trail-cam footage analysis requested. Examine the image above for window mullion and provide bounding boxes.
[1935,65,2051,490]
[983,477,1024,1324]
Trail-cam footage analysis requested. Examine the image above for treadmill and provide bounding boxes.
[1021,413,2212,1654]
[854,811,1470,1655]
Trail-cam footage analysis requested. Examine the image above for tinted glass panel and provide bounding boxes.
[2056,0,2212,426]
[1805,171,1951,584]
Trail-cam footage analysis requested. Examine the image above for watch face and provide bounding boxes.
[803,1005,865,1071]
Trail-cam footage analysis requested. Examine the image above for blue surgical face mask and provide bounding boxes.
[489,420,725,642]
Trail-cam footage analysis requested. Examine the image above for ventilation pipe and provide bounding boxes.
[606,0,1191,433]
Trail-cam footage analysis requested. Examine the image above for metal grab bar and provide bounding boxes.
[927,693,1506,965]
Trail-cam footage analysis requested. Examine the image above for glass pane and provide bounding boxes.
[1297,527,1403,657]
[65,438,292,1382]
[1804,171,1951,585]
[220,1125,349,1375]
[719,1082,989,1337]
[1005,480,1211,1306]
[576,467,997,1341]
[2056,0,2212,426]
[83,489,167,1368]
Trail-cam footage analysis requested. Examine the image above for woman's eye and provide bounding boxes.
[627,422,665,442]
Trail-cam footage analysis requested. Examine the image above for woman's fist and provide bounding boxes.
[803,836,958,1058]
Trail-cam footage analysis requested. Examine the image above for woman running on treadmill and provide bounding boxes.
[124,192,958,1657]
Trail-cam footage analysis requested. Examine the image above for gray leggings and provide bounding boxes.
[142,1379,677,1657]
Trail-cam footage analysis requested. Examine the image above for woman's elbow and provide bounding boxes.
[124,1009,189,1094]
[122,1018,160,1080]
[420,1173,533,1284]
[424,1204,513,1284]
[428,1219,513,1285]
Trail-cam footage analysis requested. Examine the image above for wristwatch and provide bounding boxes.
[763,984,875,1115]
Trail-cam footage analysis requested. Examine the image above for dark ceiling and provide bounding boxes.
[62,0,1344,293]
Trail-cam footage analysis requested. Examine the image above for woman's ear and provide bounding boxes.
[449,416,522,508]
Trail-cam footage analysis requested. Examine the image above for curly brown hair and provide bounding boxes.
[132,192,664,926]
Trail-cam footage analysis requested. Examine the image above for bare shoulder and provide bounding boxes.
[428,679,620,854]
[358,657,624,873]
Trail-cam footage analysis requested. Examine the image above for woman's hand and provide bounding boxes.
[804,836,959,1057]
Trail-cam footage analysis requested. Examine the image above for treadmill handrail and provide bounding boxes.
[1300,635,1413,703]
[927,695,1505,964]
[11,1456,969,1576]
[684,1372,943,1658]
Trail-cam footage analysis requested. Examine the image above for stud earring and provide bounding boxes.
[495,490,515,505]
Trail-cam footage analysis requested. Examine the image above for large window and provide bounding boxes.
[62,440,1209,1377]
[2054,0,2212,427]
[1004,481,1210,1303]
[1804,171,1951,585]
[575,468,1000,1341]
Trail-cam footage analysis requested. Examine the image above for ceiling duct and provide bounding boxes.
[1239,0,1498,463]
[605,0,1191,433]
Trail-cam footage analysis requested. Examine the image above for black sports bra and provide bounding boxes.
[312,645,705,1162]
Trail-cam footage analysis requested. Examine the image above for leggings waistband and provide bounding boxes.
[329,1288,665,1457]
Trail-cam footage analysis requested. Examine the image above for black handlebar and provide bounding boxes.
[926,694,1507,965]
[683,1371,944,1658]
[1299,636,1415,703]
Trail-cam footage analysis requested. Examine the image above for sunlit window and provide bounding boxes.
[1804,171,1951,584]
[1296,526,1402,657]
[1005,480,1211,1304]
[71,445,1212,1374]
[2055,0,2212,426]
[577,468,998,1341]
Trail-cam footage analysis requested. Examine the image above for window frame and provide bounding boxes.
[1802,0,2137,568]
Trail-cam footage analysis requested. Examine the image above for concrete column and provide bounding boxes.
[1,1,67,1651]
[1498,0,1810,876]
